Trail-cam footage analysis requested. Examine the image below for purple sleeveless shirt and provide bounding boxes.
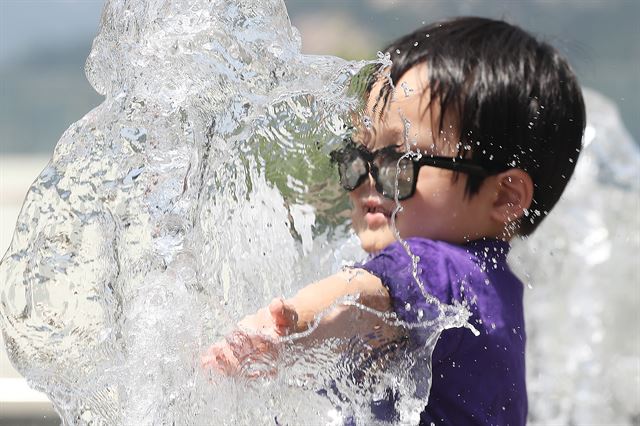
[360,238,527,425]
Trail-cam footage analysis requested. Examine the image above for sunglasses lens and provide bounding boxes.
[333,143,417,200]
[338,152,368,190]
[377,155,415,200]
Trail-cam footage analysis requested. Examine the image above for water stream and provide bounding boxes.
[0,0,638,425]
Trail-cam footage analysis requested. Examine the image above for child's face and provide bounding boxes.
[349,64,498,253]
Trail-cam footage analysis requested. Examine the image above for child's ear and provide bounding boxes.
[490,169,534,227]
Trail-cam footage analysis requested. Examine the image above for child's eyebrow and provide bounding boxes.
[357,128,375,150]
[376,144,405,155]
[378,127,404,146]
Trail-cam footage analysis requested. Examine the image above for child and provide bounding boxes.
[203,17,585,425]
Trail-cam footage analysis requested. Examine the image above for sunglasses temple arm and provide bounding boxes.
[421,158,489,177]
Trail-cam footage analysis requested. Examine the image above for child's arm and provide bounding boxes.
[286,268,392,331]
[202,269,399,375]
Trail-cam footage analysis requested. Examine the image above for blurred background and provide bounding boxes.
[0,0,638,424]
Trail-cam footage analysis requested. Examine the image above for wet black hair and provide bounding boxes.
[373,17,585,236]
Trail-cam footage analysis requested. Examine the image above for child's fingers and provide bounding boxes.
[232,331,277,361]
[203,331,280,374]
[201,342,239,375]
[229,335,280,379]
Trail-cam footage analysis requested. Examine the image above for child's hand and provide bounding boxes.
[201,298,299,377]
[241,297,299,337]
[201,269,395,378]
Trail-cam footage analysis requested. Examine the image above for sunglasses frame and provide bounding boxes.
[330,140,489,201]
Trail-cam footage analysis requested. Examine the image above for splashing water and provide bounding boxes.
[0,0,466,424]
[1,1,638,425]
[511,89,640,425]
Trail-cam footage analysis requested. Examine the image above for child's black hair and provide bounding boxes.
[374,17,585,236]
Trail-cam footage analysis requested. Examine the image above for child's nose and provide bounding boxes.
[366,172,377,190]
[357,172,380,196]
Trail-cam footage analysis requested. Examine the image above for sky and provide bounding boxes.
[0,0,102,65]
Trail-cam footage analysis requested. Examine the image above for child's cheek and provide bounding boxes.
[350,207,363,231]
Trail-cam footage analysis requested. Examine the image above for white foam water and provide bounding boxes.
[1,0,638,424]
[511,89,640,425]
[0,0,460,424]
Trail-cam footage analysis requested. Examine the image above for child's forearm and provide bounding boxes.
[202,270,395,375]
[287,269,391,331]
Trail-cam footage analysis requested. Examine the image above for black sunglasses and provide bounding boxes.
[330,140,489,201]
